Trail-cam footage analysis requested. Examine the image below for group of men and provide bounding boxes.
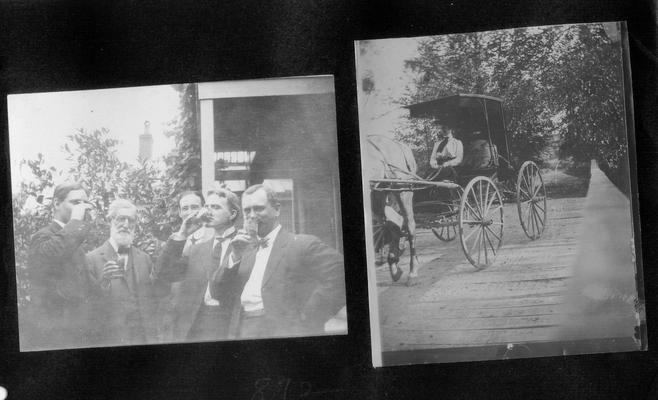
[21,182,346,350]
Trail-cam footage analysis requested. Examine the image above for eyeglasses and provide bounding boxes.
[181,204,201,212]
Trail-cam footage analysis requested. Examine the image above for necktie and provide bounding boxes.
[257,237,269,249]
[212,237,229,261]
[437,137,450,153]
[117,246,130,269]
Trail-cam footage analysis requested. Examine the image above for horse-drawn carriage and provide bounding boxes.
[368,94,547,282]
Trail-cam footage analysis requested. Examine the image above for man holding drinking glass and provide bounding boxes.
[86,199,169,347]
[154,189,241,342]
[23,182,95,350]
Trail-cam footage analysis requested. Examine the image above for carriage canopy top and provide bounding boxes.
[405,93,511,163]
[405,94,503,131]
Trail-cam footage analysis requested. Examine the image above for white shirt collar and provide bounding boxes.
[108,237,121,253]
[53,219,66,228]
[214,225,236,241]
[259,224,281,244]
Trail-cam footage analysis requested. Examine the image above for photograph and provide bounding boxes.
[8,75,347,352]
[355,22,645,366]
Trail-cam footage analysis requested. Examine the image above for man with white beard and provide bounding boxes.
[86,199,169,347]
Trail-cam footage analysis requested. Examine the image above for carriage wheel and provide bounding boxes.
[432,217,458,241]
[432,187,462,242]
[459,177,504,269]
[516,161,547,240]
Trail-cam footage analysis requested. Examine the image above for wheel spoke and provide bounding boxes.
[527,202,535,235]
[483,227,497,256]
[475,228,482,264]
[483,181,491,215]
[535,202,544,227]
[519,187,531,201]
[532,176,543,198]
[535,201,546,213]
[478,181,484,218]
[531,203,539,236]
[532,203,544,233]
[523,202,532,228]
[526,170,534,197]
[538,205,547,226]
[484,225,502,242]
[484,204,503,218]
[530,204,540,227]
[464,199,482,220]
[463,224,480,242]
[484,186,497,216]
[464,225,480,255]
[482,227,489,264]
[523,168,531,195]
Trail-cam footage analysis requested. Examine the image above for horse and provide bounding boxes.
[365,135,420,284]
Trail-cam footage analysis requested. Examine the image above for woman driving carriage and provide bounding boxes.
[428,124,463,181]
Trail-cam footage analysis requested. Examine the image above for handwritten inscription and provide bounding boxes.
[251,377,342,400]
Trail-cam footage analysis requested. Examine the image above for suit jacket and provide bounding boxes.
[224,230,346,339]
[22,219,92,350]
[155,231,237,342]
[86,241,169,347]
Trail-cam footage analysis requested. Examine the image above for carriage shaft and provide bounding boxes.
[371,178,461,190]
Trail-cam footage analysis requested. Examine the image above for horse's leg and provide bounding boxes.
[381,193,403,282]
[386,224,403,282]
[371,192,384,265]
[400,191,420,285]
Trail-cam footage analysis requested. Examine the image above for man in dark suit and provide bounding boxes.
[228,184,346,339]
[155,188,241,342]
[86,199,168,347]
[23,182,94,351]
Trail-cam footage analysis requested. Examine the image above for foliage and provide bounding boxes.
[393,23,629,186]
[394,117,439,165]
[13,128,184,305]
[13,84,201,304]
[12,155,56,306]
[164,83,201,193]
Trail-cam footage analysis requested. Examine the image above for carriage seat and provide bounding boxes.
[455,139,498,181]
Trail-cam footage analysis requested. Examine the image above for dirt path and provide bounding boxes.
[377,197,584,352]
[375,163,640,357]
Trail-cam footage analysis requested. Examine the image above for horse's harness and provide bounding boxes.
[367,137,416,229]
[367,137,420,181]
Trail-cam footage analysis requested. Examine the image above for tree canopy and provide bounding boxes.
[164,83,201,193]
[13,83,202,306]
[394,23,628,184]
